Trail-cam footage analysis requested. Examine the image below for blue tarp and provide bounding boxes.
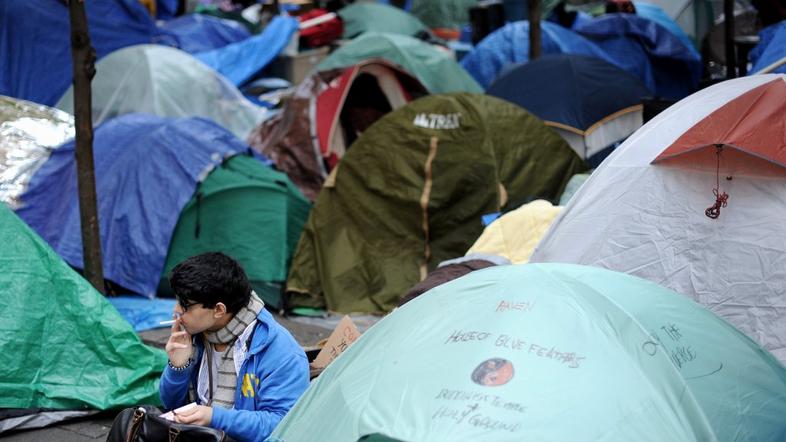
[0,0,160,106]
[108,296,177,332]
[16,114,247,297]
[634,2,697,55]
[196,15,299,86]
[488,54,650,131]
[156,0,179,20]
[459,21,620,89]
[159,14,251,54]
[750,22,786,75]
[574,13,702,100]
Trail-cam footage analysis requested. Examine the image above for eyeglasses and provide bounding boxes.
[177,299,202,311]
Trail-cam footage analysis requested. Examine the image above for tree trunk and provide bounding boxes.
[68,0,105,294]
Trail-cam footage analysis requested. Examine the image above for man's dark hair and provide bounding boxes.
[169,252,252,314]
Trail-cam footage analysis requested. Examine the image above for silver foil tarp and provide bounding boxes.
[0,95,75,209]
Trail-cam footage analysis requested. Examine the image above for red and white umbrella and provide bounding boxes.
[532,74,786,363]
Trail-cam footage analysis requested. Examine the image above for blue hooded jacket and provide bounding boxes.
[159,309,309,441]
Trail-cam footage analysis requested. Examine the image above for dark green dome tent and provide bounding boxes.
[286,93,586,314]
[0,204,165,410]
[162,155,310,310]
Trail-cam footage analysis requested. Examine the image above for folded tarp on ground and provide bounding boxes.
[196,15,299,86]
[0,0,160,106]
[16,114,246,297]
[0,204,166,410]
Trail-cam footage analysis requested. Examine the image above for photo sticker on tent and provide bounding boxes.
[471,358,514,387]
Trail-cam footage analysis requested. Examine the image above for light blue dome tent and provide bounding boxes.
[270,264,786,441]
[56,45,269,140]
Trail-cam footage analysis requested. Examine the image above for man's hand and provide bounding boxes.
[165,316,192,367]
[173,405,213,426]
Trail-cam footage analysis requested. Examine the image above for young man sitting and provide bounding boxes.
[160,252,309,441]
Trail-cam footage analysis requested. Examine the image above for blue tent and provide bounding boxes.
[196,15,299,86]
[487,54,649,164]
[0,0,161,106]
[459,21,620,89]
[750,22,786,75]
[16,114,247,297]
[159,14,251,54]
[574,13,701,100]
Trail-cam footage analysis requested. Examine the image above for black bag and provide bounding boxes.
[106,406,234,442]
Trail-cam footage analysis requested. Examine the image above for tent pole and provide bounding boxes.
[529,0,541,60]
[68,0,105,294]
[724,0,736,78]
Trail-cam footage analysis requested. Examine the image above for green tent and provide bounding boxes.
[162,155,310,310]
[317,32,482,94]
[411,0,478,29]
[338,3,428,39]
[0,205,166,409]
[271,264,786,441]
[287,93,585,314]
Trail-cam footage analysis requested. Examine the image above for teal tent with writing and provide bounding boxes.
[270,264,786,441]
[0,205,166,409]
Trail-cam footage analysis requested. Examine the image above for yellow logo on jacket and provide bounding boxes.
[241,373,260,398]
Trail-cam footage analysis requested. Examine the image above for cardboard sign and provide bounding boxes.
[311,316,361,370]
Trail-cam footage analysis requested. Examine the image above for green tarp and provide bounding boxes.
[338,3,427,39]
[287,93,585,314]
[317,32,482,94]
[0,205,166,409]
[162,155,310,309]
[411,0,478,29]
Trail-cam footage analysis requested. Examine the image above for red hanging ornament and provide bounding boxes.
[705,144,729,219]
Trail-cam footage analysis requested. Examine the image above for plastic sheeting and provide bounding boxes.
[575,13,702,99]
[0,96,74,210]
[531,74,786,363]
[750,22,786,75]
[0,0,160,106]
[0,204,166,410]
[271,264,786,441]
[159,14,251,54]
[16,114,246,298]
[317,32,482,94]
[56,45,269,140]
[460,21,620,89]
[195,15,299,86]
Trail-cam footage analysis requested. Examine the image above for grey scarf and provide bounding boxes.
[200,292,264,408]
